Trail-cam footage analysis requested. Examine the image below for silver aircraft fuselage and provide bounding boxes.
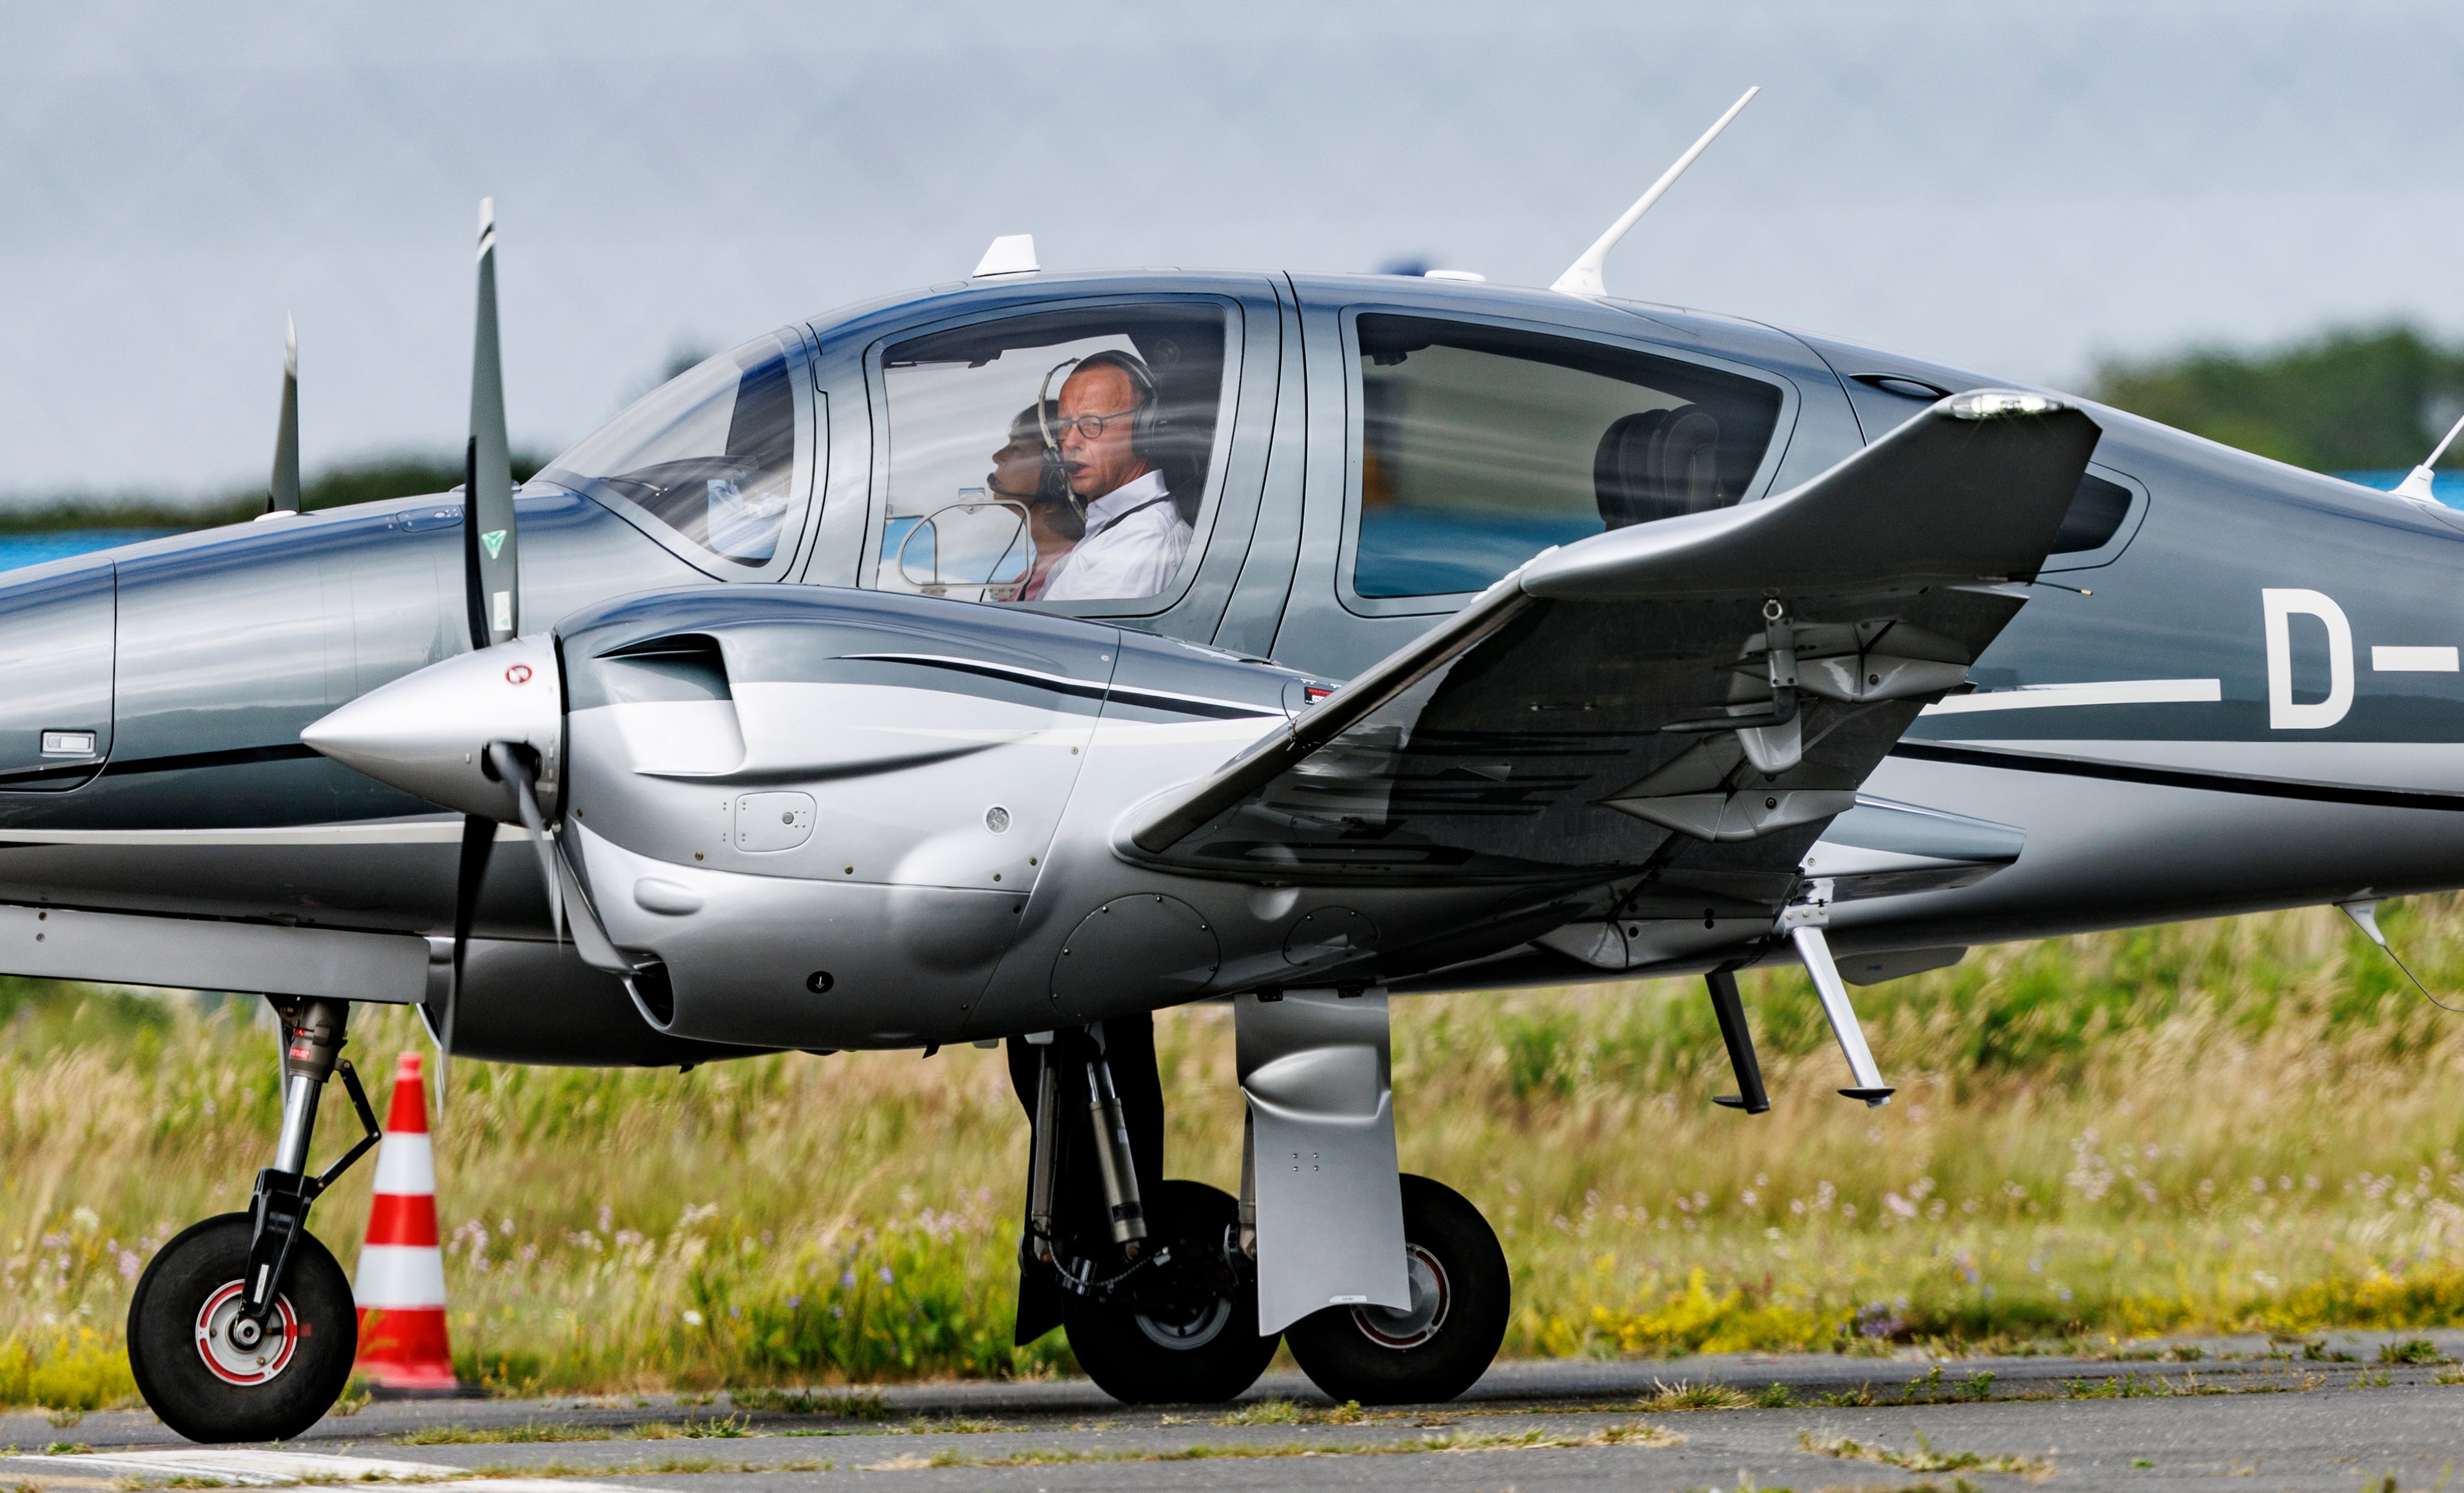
[1,269,2457,1054]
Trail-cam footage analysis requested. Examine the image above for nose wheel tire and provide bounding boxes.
[1284,1174,1509,1406]
[128,1214,358,1443]
[1062,1180,1280,1405]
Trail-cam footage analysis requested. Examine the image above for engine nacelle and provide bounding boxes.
[440,936,777,1067]
[554,588,1130,1050]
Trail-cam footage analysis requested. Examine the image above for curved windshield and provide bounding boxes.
[542,334,801,568]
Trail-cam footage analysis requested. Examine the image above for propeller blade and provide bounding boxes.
[444,811,497,1116]
[486,739,563,946]
[268,317,301,514]
[465,198,518,650]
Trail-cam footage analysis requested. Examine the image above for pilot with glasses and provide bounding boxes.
[1035,351,1191,601]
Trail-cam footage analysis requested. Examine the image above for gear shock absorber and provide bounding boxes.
[1025,1038,1060,1265]
[1085,1038,1148,1256]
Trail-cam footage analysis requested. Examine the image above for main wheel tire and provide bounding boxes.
[1284,1173,1509,1406]
[1062,1179,1279,1405]
[127,1213,358,1443]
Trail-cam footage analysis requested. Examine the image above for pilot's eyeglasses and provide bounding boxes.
[1055,407,1139,441]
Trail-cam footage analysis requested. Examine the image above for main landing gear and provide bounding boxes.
[1008,1015,1513,1407]
[128,998,380,1442]
[1010,1022,1280,1404]
[1283,1174,1511,1405]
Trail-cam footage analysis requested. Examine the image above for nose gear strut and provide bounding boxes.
[241,998,381,1334]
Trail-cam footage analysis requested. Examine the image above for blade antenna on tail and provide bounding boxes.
[1551,86,1758,299]
[267,317,301,515]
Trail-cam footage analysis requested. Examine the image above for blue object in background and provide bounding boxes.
[2340,470,2464,508]
[0,471,2441,583]
[0,530,176,571]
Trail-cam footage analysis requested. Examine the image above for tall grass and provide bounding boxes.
[7,897,2464,1407]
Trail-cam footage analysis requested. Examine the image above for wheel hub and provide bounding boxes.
[195,1280,299,1386]
[1134,1294,1233,1350]
[1353,1242,1449,1349]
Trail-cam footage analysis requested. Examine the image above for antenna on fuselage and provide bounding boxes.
[2391,408,2464,506]
[1550,86,1758,300]
[265,316,301,515]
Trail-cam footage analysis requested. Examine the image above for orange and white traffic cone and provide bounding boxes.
[353,1051,459,1393]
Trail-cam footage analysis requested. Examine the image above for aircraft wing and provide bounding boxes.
[1123,392,2099,906]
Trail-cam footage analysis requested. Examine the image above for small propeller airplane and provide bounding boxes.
[13,92,2462,1438]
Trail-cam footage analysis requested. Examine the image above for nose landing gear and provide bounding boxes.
[131,1214,358,1441]
[127,998,379,1443]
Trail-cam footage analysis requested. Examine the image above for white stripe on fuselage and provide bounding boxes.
[1918,738,2464,794]
[1922,679,2222,714]
[2373,646,2460,672]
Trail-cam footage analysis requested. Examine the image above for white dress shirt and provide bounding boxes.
[1037,470,1193,602]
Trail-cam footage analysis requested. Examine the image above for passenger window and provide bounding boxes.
[1350,314,1784,598]
[875,304,1232,606]
[540,333,803,573]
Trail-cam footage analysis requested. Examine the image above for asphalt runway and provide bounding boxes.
[8,1330,2463,1492]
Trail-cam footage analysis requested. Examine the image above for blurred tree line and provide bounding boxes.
[0,453,545,533]
[8,324,2462,532]
[2091,323,2464,471]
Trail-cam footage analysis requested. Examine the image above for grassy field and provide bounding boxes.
[8,897,2464,1410]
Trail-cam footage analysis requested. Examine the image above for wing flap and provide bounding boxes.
[1125,393,2097,886]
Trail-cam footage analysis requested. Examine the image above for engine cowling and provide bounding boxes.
[306,587,1120,1051]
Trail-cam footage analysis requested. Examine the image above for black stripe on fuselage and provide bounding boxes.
[847,653,1112,705]
[847,652,1277,721]
[1892,740,2464,813]
[100,743,324,778]
[1099,687,1279,721]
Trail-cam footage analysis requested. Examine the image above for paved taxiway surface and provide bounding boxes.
[8,1331,2462,1492]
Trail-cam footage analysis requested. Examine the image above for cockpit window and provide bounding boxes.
[1349,314,1784,598]
[540,334,803,571]
[873,303,1232,607]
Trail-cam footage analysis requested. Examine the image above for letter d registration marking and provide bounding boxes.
[2262,588,2353,729]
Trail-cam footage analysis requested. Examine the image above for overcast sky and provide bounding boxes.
[6,1,2463,500]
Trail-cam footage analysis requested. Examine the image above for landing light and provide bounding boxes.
[1946,389,2068,421]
